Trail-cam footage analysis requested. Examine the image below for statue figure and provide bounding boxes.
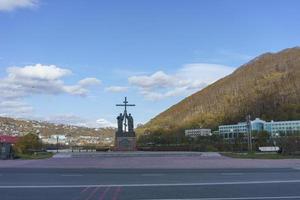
[115,97,137,151]
[127,113,134,132]
[117,113,124,132]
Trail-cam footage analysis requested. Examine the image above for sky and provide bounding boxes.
[0,0,300,128]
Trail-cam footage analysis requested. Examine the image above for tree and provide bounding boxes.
[14,133,42,154]
[254,131,271,149]
[277,135,300,155]
[233,133,246,152]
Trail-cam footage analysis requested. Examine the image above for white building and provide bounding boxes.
[185,129,212,138]
[264,120,300,136]
[41,134,67,145]
[219,118,300,138]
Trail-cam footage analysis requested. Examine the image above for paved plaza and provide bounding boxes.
[1,151,300,169]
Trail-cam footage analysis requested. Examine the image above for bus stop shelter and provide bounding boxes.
[0,135,19,159]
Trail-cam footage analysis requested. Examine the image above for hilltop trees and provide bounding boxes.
[137,128,225,152]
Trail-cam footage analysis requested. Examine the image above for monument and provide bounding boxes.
[114,97,136,151]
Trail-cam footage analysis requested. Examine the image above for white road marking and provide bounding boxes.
[144,196,300,200]
[60,174,83,177]
[0,179,300,189]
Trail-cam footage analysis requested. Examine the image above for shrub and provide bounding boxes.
[277,136,300,155]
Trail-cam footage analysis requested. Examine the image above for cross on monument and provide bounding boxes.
[116,97,135,132]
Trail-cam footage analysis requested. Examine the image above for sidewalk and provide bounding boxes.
[1,152,300,169]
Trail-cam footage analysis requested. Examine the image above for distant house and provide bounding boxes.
[0,135,19,159]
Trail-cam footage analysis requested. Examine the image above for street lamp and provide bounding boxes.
[56,136,59,153]
[246,115,253,152]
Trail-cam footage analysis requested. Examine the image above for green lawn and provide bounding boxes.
[221,152,300,159]
[16,152,53,160]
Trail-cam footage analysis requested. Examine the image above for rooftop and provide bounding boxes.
[0,135,19,144]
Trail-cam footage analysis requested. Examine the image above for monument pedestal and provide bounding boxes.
[114,131,136,151]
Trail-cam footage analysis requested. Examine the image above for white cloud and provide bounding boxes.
[0,100,33,115]
[218,49,253,61]
[129,63,234,100]
[112,68,148,77]
[0,64,101,115]
[45,114,83,125]
[105,86,128,93]
[96,118,116,128]
[1,64,101,97]
[7,64,71,80]
[176,63,234,84]
[63,85,88,96]
[0,0,38,11]
[129,71,177,88]
[78,77,101,87]
[45,114,116,128]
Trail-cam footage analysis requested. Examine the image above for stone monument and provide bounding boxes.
[114,97,136,151]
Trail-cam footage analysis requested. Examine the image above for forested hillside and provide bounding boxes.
[138,47,300,135]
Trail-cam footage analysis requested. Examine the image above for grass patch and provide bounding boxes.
[221,152,300,159]
[16,152,53,160]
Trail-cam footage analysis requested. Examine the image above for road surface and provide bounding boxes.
[1,168,300,200]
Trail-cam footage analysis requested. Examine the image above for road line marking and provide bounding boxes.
[143,196,300,200]
[99,187,110,200]
[80,187,89,193]
[0,179,300,189]
[85,187,100,200]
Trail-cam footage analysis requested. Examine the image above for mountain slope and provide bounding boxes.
[138,47,300,134]
[0,116,115,138]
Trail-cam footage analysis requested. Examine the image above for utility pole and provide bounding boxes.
[246,114,252,152]
[56,136,59,153]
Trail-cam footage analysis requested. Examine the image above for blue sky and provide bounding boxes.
[0,0,299,127]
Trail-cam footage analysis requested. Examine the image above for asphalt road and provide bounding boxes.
[0,168,300,200]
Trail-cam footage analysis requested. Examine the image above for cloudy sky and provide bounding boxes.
[0,0,299,128]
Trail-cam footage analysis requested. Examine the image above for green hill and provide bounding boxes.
[138,47,300,135]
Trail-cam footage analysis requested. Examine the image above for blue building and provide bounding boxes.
[264,120,300,136]
[219,122,248,139]
[219,118,300,139]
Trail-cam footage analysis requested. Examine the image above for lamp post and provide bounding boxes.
[56,136,59,153]
[246,115,253,152]
[230,129,234,152]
